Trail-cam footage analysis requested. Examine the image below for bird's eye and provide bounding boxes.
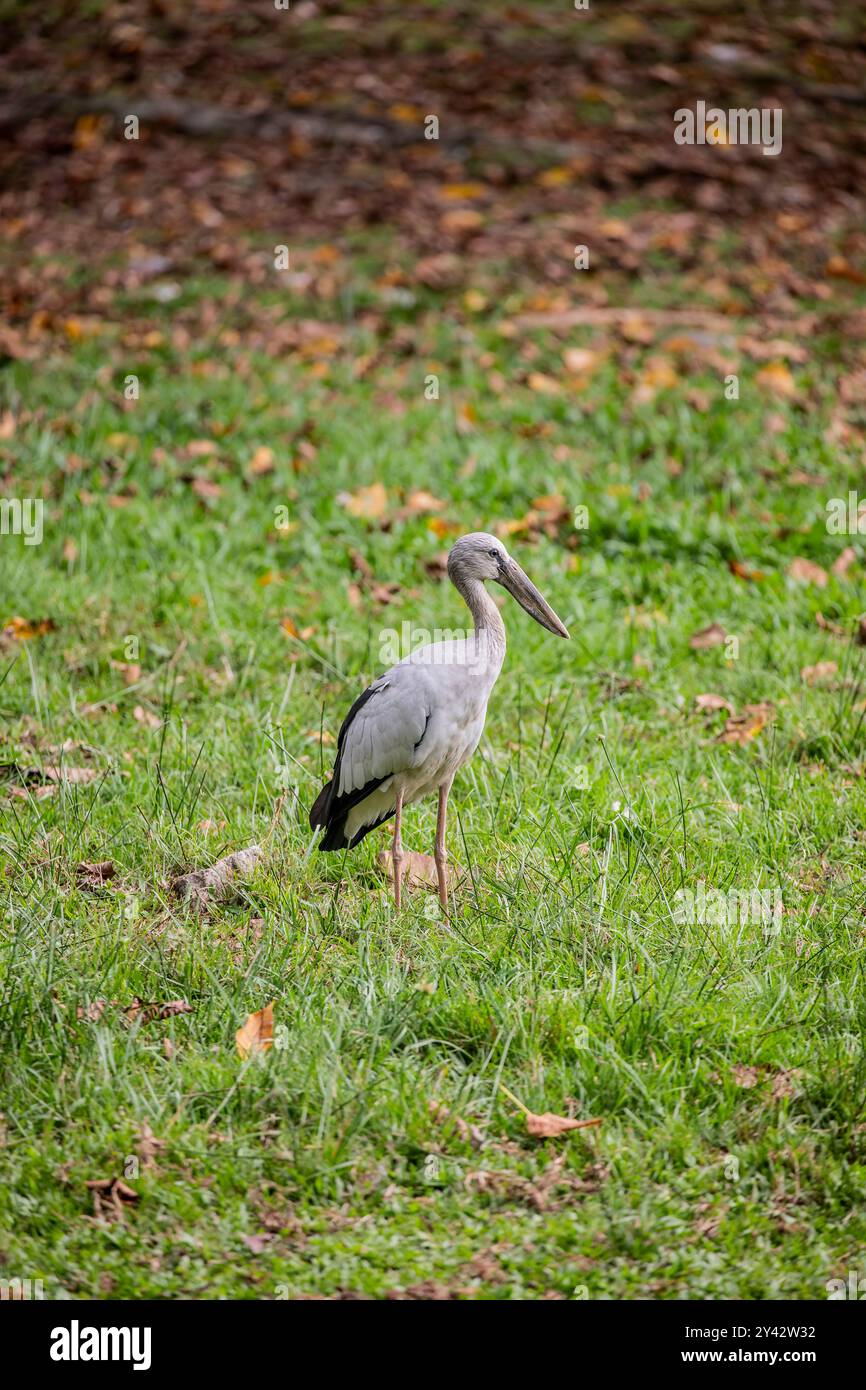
[488,548,499,559]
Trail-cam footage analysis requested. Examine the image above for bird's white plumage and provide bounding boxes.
[311,531,569,863]
[338,630,505,843]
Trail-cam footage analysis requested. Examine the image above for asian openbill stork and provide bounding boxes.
[309,532,570,911]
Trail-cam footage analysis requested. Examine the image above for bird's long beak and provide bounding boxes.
[499,558,570,638]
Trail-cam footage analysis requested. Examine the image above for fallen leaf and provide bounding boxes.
[377,848,440,891]
[0,763,97,787]
[695,692,735,714]
[170,844,264,907]
[236,1002,275,1059]
[728,559,765,582]
[76,999,106,1022]
[826,255,866,286]
[732,1064,761,1089]
[632,356,678,403]
[85,1176,139,1221]
[337,482,388,521]
[191,477,223,500]
[133,705,161,731]
[125,997,193,1025]
[136,1121,165,1172]
[525,1112,603,1138]
[562,346,601,375]
[242,1233,272,1254]
[527,371,561,395]
[248,445,274,475]
[183,439,219,458]
[689,623,727,650]
[801,661,838,685]
[788,557,828,588]
[1,616,56,643]
[719,703,775,744]
[832,546,857,579]
[756,362,797,399]
[110,660,141,685]
[76,860,116,889]
[402,489,446,516]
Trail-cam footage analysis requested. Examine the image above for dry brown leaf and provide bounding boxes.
[801,661,838,686]
[1,616,56,643]
[76,860,116,889]
[85,1175,139,1221]
[191,477,223,500]
[126,998,193,1025]
[695,692,735,715]
[527,371,561,396]
[719,703,775,744]
[133,705,161,730]
[632,356,678,403]
[337,482,388,521]
[728,559,765,582]
[110,660,141,685]
[170,844,264,906]
[788,557,828,588]
[525,1111,603,1138]
[826,255,866,286]
[236,1002,275,1060]
[377,848,440,891]
[402,489,446,516]
[183,438,218,458]
[689,623,727,650]
[136,1121,165,1172]
[0,762,98,788]
[562,346,601,375]
[832,546,857,579]
[248,445,274,476]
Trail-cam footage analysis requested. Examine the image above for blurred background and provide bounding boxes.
[0,0,864,365]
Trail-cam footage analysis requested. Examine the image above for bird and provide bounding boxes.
[309,532,570,912]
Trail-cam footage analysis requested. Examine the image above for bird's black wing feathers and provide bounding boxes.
[309,681,391,847]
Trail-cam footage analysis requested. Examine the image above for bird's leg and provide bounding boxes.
[392,790,405,910]
[435,780,452,915]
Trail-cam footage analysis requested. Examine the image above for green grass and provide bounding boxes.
[2,242,866,1300]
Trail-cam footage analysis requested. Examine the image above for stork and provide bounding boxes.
[309,532,569,912]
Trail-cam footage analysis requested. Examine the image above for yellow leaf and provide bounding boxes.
[537,166,572,187]
[756,362,796,399]
[440,182,487,200]
[388,103,423,124]
[2,615,55,641]
[235,1003,274,1060]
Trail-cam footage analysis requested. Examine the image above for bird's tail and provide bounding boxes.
[309,780,333,831]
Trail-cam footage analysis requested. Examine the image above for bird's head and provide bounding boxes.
[447,532,570,639]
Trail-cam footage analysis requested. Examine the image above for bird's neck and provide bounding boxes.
[456,577,506,660]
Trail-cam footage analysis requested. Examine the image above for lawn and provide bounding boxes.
[2,0,866,1302]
